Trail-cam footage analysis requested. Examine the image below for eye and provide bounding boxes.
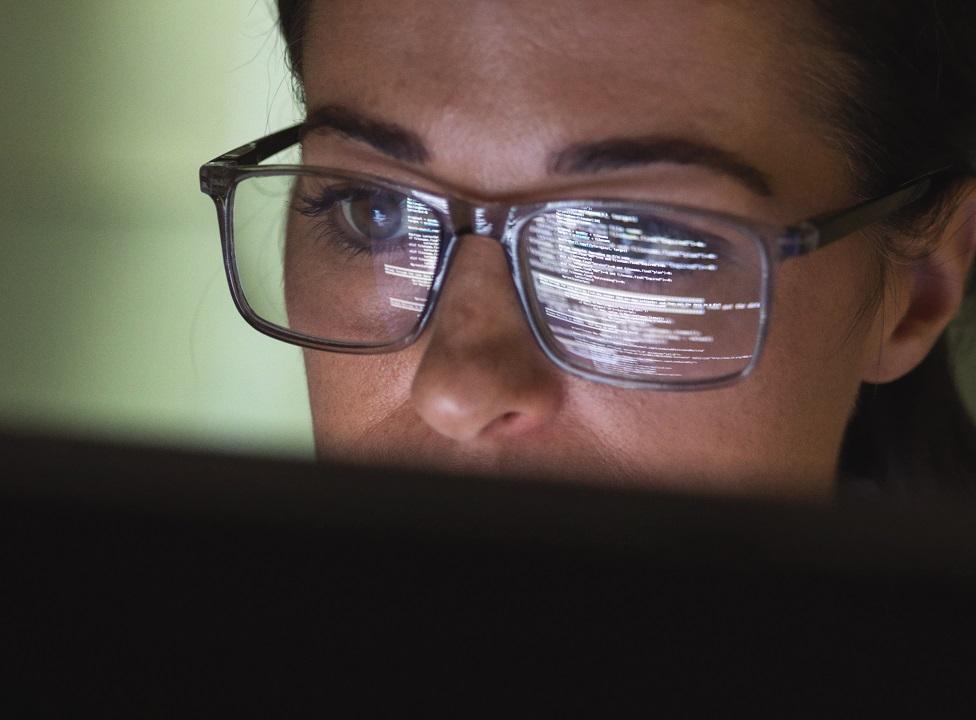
[339,188,408,242]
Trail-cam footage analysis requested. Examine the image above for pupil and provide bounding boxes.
[348,192,404,241]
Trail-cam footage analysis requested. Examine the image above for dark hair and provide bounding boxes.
[276,0,306,101]
[801,1,976,497]
[275,0,976,496]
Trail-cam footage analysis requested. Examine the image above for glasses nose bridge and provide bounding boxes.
[448,200,513,245]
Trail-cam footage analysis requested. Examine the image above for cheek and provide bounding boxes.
[303,347,419,449]
[575,241,881,485]
[764,238,880,381]
[744,238,881,434]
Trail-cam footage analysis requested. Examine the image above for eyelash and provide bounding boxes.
[293,185,402,258]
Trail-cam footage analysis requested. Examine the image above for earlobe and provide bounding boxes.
[861,187,976,384]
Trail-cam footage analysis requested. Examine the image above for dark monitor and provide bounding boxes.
[5,431,976,714]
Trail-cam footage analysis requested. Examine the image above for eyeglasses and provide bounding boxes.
[199,125,951,390]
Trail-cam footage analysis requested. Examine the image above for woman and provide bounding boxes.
[203,0,976,499]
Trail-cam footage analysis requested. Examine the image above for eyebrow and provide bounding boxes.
[550,138,773,196]
[303,104,773,196]
[304,104,430,164]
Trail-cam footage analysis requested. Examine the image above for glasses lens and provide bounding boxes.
[231,172,444,345]
[522,207,764,384]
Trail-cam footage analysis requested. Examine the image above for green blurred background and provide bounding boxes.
[0,2,973,462]
[1,1,313,458]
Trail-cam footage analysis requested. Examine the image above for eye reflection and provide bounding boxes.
[339,188,408,241]
[293,184,412,256]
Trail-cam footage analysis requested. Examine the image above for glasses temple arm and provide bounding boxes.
[200,124,304,198]
[795,166,958,255]
[204,124,304,166]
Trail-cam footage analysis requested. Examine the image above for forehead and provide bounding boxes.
[301,0,843,212]
[305,1,782,125]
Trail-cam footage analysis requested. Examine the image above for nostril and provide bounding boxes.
[478,410,526,439]
[497,411,520,428]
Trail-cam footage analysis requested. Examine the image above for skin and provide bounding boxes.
[294,0,976,500]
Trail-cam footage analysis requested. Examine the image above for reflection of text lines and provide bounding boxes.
[384,263,433,288]
[536,272,705,315]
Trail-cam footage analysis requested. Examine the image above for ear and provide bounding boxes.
[862,181,976,384]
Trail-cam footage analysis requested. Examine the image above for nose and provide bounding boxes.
[410,234,563,442]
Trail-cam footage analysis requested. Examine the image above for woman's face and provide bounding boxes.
[296,0,897,499]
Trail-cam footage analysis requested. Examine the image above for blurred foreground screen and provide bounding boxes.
[4,431,976,714]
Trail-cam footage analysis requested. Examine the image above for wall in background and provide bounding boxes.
[0,2,973,461]
[0,1,313,458]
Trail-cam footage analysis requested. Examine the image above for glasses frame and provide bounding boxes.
[200,124,956,390]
